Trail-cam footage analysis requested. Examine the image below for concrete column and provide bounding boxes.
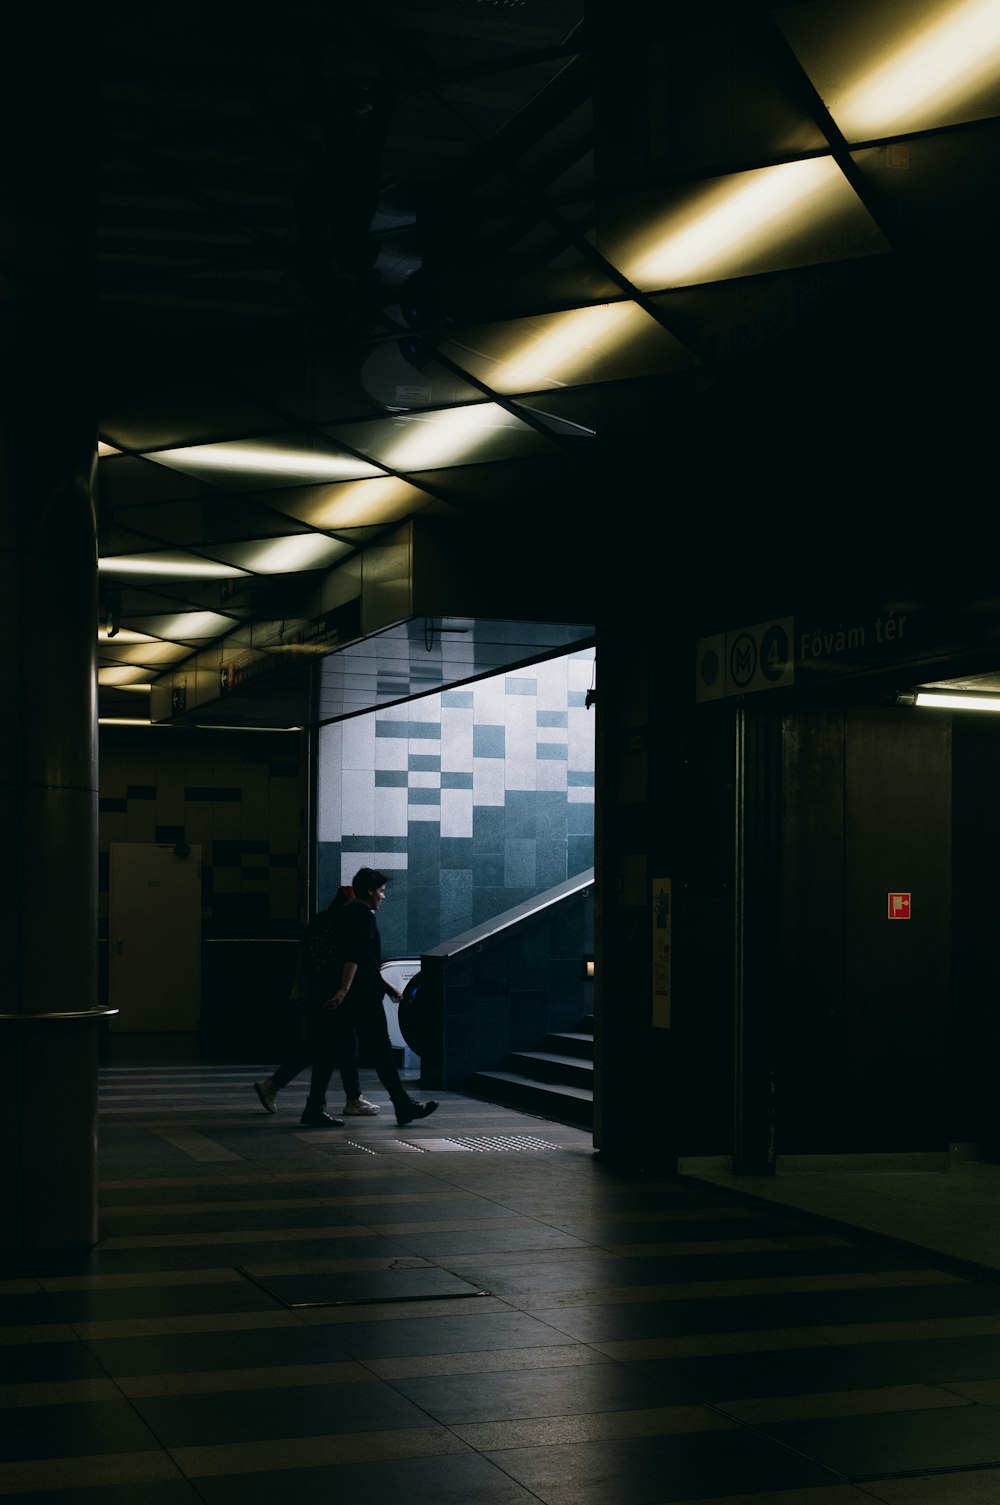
[0,25,102,1249]
[0,402,106,1252]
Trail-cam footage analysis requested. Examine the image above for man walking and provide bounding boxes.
[329,867,439,1128]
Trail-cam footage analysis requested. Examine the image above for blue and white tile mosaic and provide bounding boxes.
[317,649,595,956]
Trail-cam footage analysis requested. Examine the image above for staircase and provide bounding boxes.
[465,1014,594,1129]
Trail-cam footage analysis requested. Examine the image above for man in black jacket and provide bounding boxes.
[327,867,439,1128]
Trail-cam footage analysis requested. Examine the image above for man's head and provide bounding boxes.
[352,867,389,909]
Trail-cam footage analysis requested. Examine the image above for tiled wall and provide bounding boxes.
[98,729,306,942]
[316,648,596,960]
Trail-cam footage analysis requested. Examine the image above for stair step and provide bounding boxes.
[473,1069,593,1100]
[506,1050,593,1087]
[467,1069,593,1129]
[544,1031,594,1057]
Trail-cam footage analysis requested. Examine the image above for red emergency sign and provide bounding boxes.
[887,892,911,920]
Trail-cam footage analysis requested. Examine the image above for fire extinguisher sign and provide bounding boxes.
[888,892,911,920]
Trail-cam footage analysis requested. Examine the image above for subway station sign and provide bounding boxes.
[695,601,952,704]
[696,617,794,701]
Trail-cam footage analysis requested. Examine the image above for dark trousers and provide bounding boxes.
[271,1002,360,1105]
[298,987,409,1119]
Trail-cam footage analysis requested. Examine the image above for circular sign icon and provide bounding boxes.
[759,623,790,683]
[729,632,757,688]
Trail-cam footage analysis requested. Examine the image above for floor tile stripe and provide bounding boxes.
[170,1425,470,1477]
[0,1450,181,1492]
[715,1384,973,1424]
[588,1313,1000,1360]
[154,1130,244,1162]
[0,1323,78,1346]
[366,1345,608,1379]
[67,1309,301,1340]
[451,1403,737,1450]
[118,1361,372,1396]
[0,1378,124,1407]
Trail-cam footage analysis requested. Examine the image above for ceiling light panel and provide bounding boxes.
[98,640,193,667]
[598,157,888,290]
[97,627,158,645]
[188,534,354,574]
[273,476,457,531]
[116,611,238,641]
[142,435,385,489]
[775,0,1000,140]
[98,666,158,686]
[99,552,250,579]
[324,403,559,473]
[430,302,697,395]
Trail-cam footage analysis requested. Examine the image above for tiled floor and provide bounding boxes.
[5,1048,1000,1504]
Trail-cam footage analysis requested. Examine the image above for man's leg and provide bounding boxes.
[355,998,438,1125]
[255,1007,308,1110]
[333,1007,362,1101]
[300,1005,343,1125]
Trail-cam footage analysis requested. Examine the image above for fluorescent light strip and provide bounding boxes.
[835,0,1000,138]
[99,556,250,579]
[379,403,532,471]
[914,691,1000,712]
[622,156,850,289]
[150,442,382,483]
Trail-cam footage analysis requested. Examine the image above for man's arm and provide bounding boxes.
[326,961,358,1010]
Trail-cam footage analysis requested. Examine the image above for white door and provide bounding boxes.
[109,843,202,1031]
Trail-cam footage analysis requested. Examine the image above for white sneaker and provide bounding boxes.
[343,1094,380,1116]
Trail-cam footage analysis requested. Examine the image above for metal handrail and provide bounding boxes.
[0,1007,119,1021]
[420,869,594,962]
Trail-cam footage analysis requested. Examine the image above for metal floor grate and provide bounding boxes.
[433,1133,563,1153]
[336,1132,564,1155]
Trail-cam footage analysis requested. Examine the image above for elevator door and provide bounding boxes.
[109,843,202,1031]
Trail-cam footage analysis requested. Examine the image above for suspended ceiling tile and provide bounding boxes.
[96,640,194,667]
[775,0,1000,141]
[98,379,290,453]
[143,434,386,489]
[513,384,612,439]
[189,534,355,574]
[596,158,890,292]
[850,120,1000,252]
[407,451,597,512]
[106,497,319,549]
[98,665,158,686]
[229,346,416,428]
[99,550,251,580]
[322,402,561,472]
[645,257,908,371]
[112,610,239,641]
[429,301,698,395]
[625,9,831,174]
[357,339,487,411]
[271,476,459,530]
[99,454,213,506]
[114,585,254,619]
[401,219,620,328]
